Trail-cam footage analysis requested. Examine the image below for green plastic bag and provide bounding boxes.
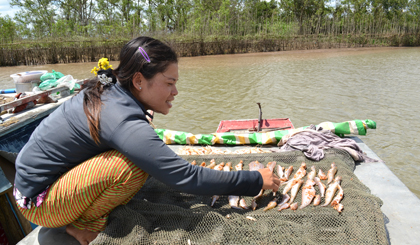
[39,70,65,90]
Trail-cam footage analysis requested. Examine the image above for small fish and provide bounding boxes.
[210,195,219,207]
[229,195,240,209]
[263,198,278,211]
[327,162,337,184]
[331,184,344,207]
[299,179,316,209]
[277,202,290,211]
[239,198,249,209]
[314,177,326,197]
[293,162,307,180]
[249,160,265,171]
[206,162,216,169]
[191,160,197,165]
[318,169,327,180]
[333,203,344,213]
[214,162,225,171]
[282,179,299,195]
[282,166,293,181]
[321,176,342,207]
[290,202,298,210]
[200,162,206,167]
[277,165,285,179]
[277,193,290,206]
[235,160,244,171]
[267,161,277,173]
[307,166,316,180]
[289,179,303,204]
[223,162,232,172]
[246,216,257,221]
[251,189,264,210]
[313,195,321,206]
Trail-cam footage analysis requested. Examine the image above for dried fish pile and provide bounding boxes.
[179,146,271,155]
[192,159,344,213]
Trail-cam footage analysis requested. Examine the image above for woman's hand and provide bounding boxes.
[257,168,280,192]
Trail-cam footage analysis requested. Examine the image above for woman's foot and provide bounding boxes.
[66,225,99,245]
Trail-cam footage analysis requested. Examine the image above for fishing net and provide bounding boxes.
[92,148,387,245]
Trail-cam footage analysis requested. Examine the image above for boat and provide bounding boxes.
[9,115,420,244]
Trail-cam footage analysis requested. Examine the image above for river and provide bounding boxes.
[1,47,419,198]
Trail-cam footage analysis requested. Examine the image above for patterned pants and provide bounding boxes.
[17,150,148,232]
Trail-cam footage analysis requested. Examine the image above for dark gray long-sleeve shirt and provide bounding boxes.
[15,82,263,199]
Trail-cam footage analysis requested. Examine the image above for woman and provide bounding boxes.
[14,36,280,245]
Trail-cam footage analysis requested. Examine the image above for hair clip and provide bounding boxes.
[98,74,113,86]
[138,47,151,63]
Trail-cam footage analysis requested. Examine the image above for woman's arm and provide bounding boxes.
[107,118,263,196]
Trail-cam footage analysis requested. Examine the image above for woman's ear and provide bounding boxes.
[132,72,144,92]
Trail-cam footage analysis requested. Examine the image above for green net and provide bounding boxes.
[92,149,387,245]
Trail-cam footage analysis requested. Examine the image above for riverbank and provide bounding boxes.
[1,33,419,66]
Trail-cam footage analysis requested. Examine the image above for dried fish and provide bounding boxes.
[313,195,321,206]
[191,160,197,165]
[282,166,293,181]
[314,177,326,197]
[321,176,342,207]
[277,193,290,207]
[289,179,303,204]
[277,202,290,211]
[327,162,337,184]
[263,198,278,211]
[290,202,298,210]
[229,161,244,209]
[282,179,299,195]
[307,165,316,180]
[331,184,344,207]
[267,161,277,173]
[277,165,285,179]
[299,179,316,209]
[249,161,265,210]
[333,203,344,213]
[239,198,249,209]
[318,169,327,180]
[293,162,307,180]
[246,216,257,221]
[200,162,206,167]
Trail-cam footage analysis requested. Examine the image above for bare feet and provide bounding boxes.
[66,225,99,245]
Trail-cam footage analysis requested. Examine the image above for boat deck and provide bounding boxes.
[16,138,420,245]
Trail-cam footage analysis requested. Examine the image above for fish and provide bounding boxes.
[321,176,342,207]
[318,169,327,180]
[333,203,344,213]
[210,162,226,207]
[282,166,293,181]
[249,161,265,210]
[277,165,285,179]
[239,198,249,209]
[214,162,225,171]
[263,198,278,211]
[277,202,290,211]
[223,162,232,172]
[314,177,326,197]
[249,160,265,171]
[267,161,277,173]
[282,179,299,195]
[313,195,321,206]
[235,160,243,171]
[307,165,316,180]
[228,196,240,209]
[331,184,344,207]
[299,179,316,209]
[200,162,206,167]
[293,162,307,180]
[191,160,197,165]
[290,202,298,210]
[251,189,264,210]
[206,162,216,169]
[277,193,290,207]
[327,162,337,184]
[229,161,244,209]
[289,179,303,204]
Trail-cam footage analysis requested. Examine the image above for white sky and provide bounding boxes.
[0,0,19,18]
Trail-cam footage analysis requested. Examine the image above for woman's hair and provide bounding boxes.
[83,36,178,144]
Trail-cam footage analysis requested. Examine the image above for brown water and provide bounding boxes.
[1,47,419,198]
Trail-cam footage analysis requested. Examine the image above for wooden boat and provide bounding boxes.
[0,91,418,245]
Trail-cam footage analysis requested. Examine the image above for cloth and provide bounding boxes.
[277,125,376,162]
[14,82,262,200]
[17,150,148,232]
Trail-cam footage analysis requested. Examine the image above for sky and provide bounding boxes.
[0,0,19,18]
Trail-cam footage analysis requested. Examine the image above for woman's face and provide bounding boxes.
[133,62,179,115]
